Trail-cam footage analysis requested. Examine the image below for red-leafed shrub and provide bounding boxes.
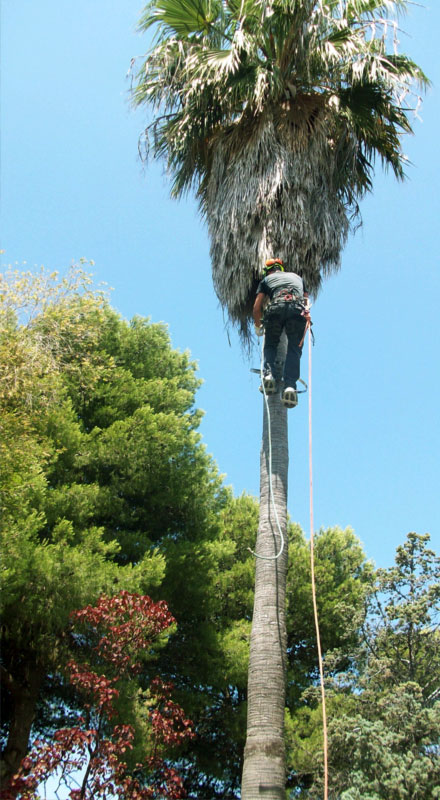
[2,592,194,799]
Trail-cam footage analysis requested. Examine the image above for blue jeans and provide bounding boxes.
[263,303,307,388]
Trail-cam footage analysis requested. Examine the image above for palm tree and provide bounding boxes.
[131,2,427,796]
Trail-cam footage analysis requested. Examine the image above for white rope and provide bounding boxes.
[307,327,329,799]
[248,333,285,561]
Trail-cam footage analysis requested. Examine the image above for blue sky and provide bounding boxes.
[1,0,439,570]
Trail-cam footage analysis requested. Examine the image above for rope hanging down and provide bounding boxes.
[307,327,329,800]
[247,333,285,561]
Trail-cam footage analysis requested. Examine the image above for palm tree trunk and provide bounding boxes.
[241,391,289,799]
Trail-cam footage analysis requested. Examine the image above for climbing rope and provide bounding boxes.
[247,333,285,561]
[307,326,329,800]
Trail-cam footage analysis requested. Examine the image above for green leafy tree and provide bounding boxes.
[366,532,440,697]
[298,533,440,799]
[0,267,225,785]
[153,513,372,798]
[2,591,194,800]
[131,1,428,795]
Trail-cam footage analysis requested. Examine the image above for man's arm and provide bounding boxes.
[253,293,266,328]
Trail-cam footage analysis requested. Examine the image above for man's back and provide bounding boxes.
[257,271,305,300]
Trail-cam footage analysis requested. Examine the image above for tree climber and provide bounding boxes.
[253,258,310,408]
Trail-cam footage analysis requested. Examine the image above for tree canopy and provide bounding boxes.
[3,591,194,800]
[132,0,428,337]
[289,532,440,799]
[0,266,225,784]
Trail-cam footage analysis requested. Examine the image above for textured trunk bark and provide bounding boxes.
[0,664,44,790]
[241,388,289,800]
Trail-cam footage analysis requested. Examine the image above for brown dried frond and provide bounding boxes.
[203,104,352,341]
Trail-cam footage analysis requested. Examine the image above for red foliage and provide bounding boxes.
[2,592,194,800]
[149,679,195,748]
[73,591,176,675]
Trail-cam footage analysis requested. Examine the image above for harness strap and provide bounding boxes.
[269,289,306,314]
[299,320,309,349]
[272,287,300,303]
[278,290,294,302]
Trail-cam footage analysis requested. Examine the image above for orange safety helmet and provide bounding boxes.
[263,258,284,276]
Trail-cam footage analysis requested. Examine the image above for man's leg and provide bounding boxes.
[284,308,307,388]
[263,306,284,378]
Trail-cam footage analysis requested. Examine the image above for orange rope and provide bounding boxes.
[308,325,329,799]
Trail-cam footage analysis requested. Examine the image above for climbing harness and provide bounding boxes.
[273,289,295,303]
[265,289,307,317]
[270,287,302,305]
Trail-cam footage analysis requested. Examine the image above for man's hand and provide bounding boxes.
[302,295,311,322]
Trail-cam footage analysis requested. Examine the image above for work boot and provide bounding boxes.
[282,386,298,408]
[259,371,277,395]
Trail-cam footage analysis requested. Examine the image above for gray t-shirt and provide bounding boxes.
[256,271,307,300]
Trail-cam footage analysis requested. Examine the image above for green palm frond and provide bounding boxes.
[132,0,428,340]
[139,0,223,39]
